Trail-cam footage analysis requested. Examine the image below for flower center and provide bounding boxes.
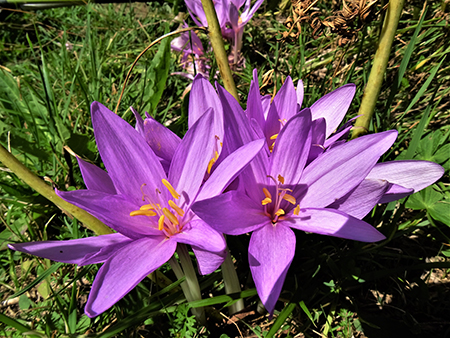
[129,180,185,237]
[261,174,300,223]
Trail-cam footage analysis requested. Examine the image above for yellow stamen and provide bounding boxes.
[207,151,220,174]
[130,210,157,217]
[162,179,180,199]
[261,187,272,205]
[293,205,300,215]
[158,215,165,230]
[169,200,185,217]
[278,175,285,184]
[270,134,278,140]
[282,193,296,205]
[263,187,272,199]
[275,208,285,216]
[261,197,272,205]
[163,208,179,225]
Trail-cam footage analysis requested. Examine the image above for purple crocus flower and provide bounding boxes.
[192,85,444,314]
[185,0,229,30]
[222,0,264,63]
[247,69,355,160]
[184,0,264,64]
[171,23,210,80]
[9,101,265,318]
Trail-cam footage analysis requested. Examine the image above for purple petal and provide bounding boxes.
[131,107,145,136]
[296,79,304,107]
[77,157,116,194]
[142,116,181,163]
[366,160,444,198]
[8,233,131,265]
[56,189,161,238]
[91,102,166,199]
[307,118,326,164]
[379,184,414,203]
[189,75,223,141]
[310,84,355,137]
[300,130,398,208]
[228,2,240,29]
[85,236,175,317]
[192,191,270,235]
[185,0,208,27]
[240,0,264,25]
[169,109,215,205]
[264,77,298,142]
[246,69,265,131]
[192,246,227,275]
[197,139,266,201]
[249,223,295,315]
[261,95,271,119]
[286,208,385,242]
[328,179,390,219]
[174,219,226,253]
[273,77,298,122]
[270,109,312,184]
[324,125,352,148]
[217,84,269,187]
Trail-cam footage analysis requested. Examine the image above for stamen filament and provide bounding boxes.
[162,179,180,199]
[169,200,185,217]
[140,204,156,211]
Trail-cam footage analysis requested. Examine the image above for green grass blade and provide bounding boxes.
[9,262,63,298]
[266,302,296,338]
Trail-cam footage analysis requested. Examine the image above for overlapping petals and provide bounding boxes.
[192,79,444,316]
[10,100,265,318]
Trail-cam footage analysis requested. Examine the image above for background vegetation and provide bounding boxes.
[0,0,449,336]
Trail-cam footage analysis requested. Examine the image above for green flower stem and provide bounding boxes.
[201,0,239,102]
[176,244,206,324]
[352,0,405,138]
[0,144,113,236]
[169,255,193,301]
[221,248,244,314]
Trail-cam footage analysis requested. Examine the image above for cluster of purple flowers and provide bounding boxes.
[171,0,264,78]
[9,71,444,317]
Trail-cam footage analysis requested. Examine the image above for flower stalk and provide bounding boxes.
[200,0,239,102]
[0,143,112,236]
[221,249,244,314]
[352,0,405,138]
[176,244,206,324]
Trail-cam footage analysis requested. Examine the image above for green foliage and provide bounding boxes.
[168,304,199,338]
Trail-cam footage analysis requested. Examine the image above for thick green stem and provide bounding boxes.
[221,249,244,314]
[201,0,239,102]
[0,144,112,235]
[176,244,206,324]
[169,255,193,300]
[352,0,405,138]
